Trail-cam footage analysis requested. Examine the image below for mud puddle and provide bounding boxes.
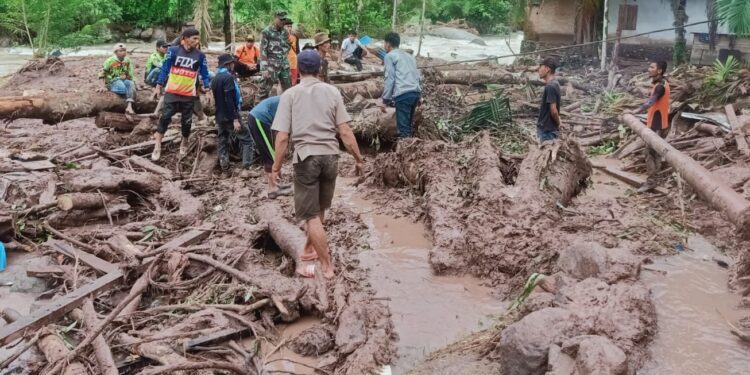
[335,178,505,374]
[640,235,750,375]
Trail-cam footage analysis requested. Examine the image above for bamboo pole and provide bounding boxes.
[623,114,750,233]
[417,0,427,57]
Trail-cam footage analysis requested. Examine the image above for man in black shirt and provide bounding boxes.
[211,54,254,173]
[537,57,562,143]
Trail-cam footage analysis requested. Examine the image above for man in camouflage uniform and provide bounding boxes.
[257,11,291,104]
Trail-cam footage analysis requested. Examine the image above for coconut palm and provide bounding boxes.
[717,0,750,36]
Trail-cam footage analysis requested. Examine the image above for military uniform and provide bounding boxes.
[257,24,291,103]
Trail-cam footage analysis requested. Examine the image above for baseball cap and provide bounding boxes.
[298,50,321,74]
[113,43,126,52]
[274,10,287,18]
[156,40,168,48]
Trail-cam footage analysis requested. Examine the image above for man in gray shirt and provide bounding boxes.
[378,32,421,138]
[271,50,365,279]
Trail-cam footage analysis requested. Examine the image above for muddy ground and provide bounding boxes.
[1,50,750,375]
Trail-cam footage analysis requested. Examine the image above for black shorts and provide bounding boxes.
[294,155,338,222]
[248,114,276,172]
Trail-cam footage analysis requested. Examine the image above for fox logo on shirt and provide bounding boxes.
[174,56,198,69]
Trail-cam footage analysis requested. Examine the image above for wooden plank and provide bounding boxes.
[592,164,669,195]
[724,104,750,157]
[0,270,124,346]
[46,239,119,274]
[129,155,173,179]
[26,264,72,278]
[185,327,250,351]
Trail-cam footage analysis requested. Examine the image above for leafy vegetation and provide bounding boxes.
[588,139,618,156]
[701,56,742,104]
[717,0,750,36]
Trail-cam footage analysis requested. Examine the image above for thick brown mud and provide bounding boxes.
[336,176,505,374]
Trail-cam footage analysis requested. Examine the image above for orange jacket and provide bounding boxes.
[235,44,260,65]
[647,79,670,130]
[287,35,299,70]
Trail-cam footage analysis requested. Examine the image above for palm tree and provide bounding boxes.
[671,0,688,65]
[717,0,750,36]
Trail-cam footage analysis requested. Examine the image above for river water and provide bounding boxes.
[0,32,524,78]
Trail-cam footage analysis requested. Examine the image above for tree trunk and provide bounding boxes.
[337,80,384,102]
[706,0,718,51]
[601,0,609,71]
[223,0,232,48]
[673,0,689,65]
[0,91,157,123]
[351,106,399,140]
[38,333,88,375]
[611,0,626,68]
[95,111,140,131]
[62,167,161,195]
[623,114,750,233]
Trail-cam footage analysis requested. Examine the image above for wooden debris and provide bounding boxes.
[57,192,117,211]
[624,114,750,233]
[129,155,174,179]
[71,299,119,375]
[725,104,750,157]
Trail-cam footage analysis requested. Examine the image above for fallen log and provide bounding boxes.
[129,155,173,179]
[71,299,118,375]
[62,167,161,194]
[95,111,141,131]
[725,104,750,157]
[159,181,203,229]
[0,91,157,124]
[38,330,88,375]
[117,333,188,368]
[107,233,145,260]
[623,114,750,233]
[337,80,384,102]
[57,192,117,211]
[351,106,399,140]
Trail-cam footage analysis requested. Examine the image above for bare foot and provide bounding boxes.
[320,264,335,279]
[295,264,316,278]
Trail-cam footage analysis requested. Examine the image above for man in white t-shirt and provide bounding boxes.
[341,31,368,71]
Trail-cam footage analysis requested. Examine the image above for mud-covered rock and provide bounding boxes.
[562,335,628,375]
[547,344,576,375]
[499,307,579,375]
[557,279,655,363]
[289,325,336,356]
[557,241,641,283]
[336,304,368,355]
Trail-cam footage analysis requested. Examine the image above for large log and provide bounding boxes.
[0,91,157,123]
[623,114,750,233]
[57,192,118,211]
[351,106,398,140]
[337,80,384,102]
[95,111,140,131]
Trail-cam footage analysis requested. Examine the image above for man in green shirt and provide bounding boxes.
[256,10,291,104]
[145,40,168,86]
[102,43,136,114]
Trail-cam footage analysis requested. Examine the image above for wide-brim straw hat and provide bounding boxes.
[313,32,331,47]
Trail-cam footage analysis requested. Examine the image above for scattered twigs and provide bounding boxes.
[139,360,252,375]
[70,299,118,375]
[43,221,100,254]
[0,331,41,369]
[46,262,156,374]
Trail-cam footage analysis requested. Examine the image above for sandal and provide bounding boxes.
[296,264,316,278]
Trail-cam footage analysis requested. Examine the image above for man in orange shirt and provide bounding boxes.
[234,35,261,77]
[285,19,300,85]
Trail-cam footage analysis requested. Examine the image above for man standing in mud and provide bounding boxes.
[270,50,366,279]
[211,54,254,174]
[151,29,211,162]
[101,43,136,115]
[630,61,671,193]
[378,32,421,138]
[256,11,291,104]
[536,57,562,143]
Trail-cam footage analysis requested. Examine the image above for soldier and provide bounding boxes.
[257,10,291,103]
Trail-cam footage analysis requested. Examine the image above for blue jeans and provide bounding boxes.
[110,79,135,102]
[537,128,560,143]
[394,91,421,138]
[145,68,161,86]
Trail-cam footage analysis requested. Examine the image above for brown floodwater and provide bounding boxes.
[336,178,506,374]
[640,235,750,375]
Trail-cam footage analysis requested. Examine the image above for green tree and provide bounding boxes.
[717,0,750,36]
[672,0,689,65]
[429,0,513,34]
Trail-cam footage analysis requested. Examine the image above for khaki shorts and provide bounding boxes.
[294,154,338,221]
